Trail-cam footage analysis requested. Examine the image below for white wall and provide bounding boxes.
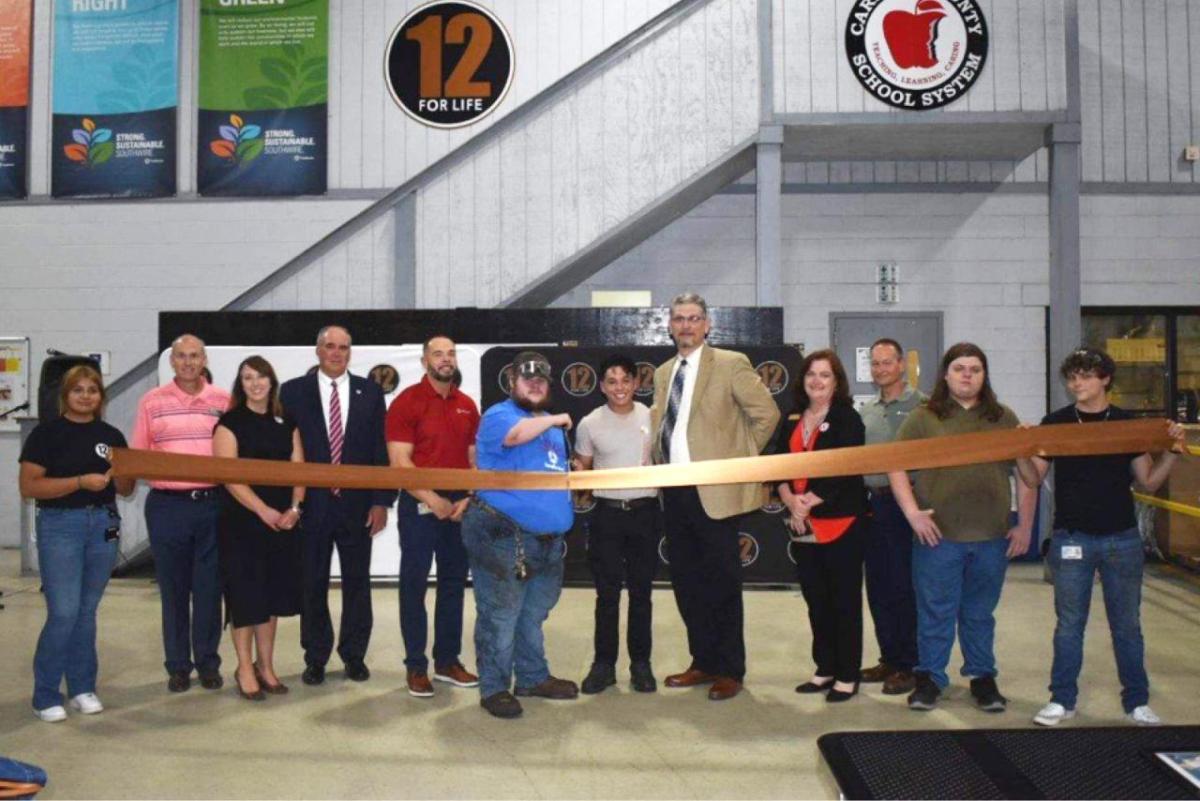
[556,188,1200,424]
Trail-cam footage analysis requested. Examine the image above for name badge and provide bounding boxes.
[1061,545,1083,560]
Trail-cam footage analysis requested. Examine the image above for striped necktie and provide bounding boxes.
[659,358,687,462]
[328,379,343,495]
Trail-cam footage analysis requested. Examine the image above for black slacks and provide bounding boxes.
[587,501,660,665]
[794,517,866,684]
[301,496,374,668]
[662,486,745,680]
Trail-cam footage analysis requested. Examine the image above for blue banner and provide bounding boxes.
[51,0,177,198]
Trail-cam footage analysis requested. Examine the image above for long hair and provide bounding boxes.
[58,364,106,418]
[926,342,1004,422]
[229,355,283,418]
[794,349,853,412]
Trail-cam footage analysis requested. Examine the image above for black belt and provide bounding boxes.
[597,497,658,512]
[153,487,218,500]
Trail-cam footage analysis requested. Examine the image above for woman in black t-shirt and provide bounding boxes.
[212,355,305,701]
[18,365,134,722]
[1017,348,1186,728]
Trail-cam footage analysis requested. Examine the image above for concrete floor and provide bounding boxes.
[1,549,1199,800]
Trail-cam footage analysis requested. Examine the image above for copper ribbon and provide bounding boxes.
[107,418,1182,492]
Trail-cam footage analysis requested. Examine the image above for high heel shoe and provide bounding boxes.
[254,664,289,695]
[825,683,859,703]
[235,671,266,702]
[795,678,835,694]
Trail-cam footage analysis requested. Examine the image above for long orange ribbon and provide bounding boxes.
[107,418,1181,491]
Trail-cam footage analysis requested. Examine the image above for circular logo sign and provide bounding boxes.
[634,362,657,398]
[787,540,801,565]
[738,532,760,568]
[497,365,512,396]
[845,0,988,111]
[368,364,400,395]
[755,360,790,396]
[561,362,597,397]
[94,443,110,460]
[761,492,786,515]
[385,0,515,128]
[658,535,670,565]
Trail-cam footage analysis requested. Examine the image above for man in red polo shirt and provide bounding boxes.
[386,335,481,697]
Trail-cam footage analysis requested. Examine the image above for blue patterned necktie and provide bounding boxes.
[659,358,688,462]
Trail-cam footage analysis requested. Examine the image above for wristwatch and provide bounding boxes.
[288,504,303,515]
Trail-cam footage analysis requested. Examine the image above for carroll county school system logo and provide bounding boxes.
[845,0,988,110]
[63,119,113,167]
[210,114,263,165]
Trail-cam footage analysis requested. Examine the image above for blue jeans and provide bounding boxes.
[461,502,565,698]
[33,507,118,710]
[1047,528,1149,713]
[864,491,918,670]
[398,492,469,671]
[912,537,1008,689]
[144,491,222,675]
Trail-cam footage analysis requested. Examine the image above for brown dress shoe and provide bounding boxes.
[882,669,916,695]
[433,662,479,688]
[860,661,894,683]
[514,676,579,699]
[708,677,742,701]
[407,670,434,698]
[664,668,718,688]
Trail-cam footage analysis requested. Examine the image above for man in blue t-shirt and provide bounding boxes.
[463,351,576,718]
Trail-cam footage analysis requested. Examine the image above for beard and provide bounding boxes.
[427,363,455,382]
[512,392,552,412]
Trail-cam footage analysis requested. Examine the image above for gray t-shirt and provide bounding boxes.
[574,402,656,500]
[860,386,927,488]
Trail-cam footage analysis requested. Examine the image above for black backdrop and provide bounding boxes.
[480,345,805,586]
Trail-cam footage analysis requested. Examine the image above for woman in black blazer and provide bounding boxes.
[778,349,868,702]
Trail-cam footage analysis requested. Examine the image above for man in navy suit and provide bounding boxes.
[280,325,395,685]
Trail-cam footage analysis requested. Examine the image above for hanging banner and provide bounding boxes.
[50,0,177,199]
[0,0,32,198]
[197,0,328,197]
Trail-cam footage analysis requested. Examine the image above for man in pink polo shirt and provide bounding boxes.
[131,334,230,693]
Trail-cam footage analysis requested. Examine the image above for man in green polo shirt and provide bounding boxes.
[858,338,925,696]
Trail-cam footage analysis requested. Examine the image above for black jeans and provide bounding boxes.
[864,490,918,670]
[662,486,745,680]
[301,496,374,668]
[794,517,866,684]
[587,501,660,665]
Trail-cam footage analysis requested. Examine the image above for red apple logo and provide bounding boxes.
[883,0,947,69]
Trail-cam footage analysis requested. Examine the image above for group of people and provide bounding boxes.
[18,292,1187,726]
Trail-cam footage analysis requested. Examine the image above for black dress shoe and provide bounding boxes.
[302,665,326,686]
[167,672,191,693]
[795,678,834,694]
[344,661,370,682]
[826,683,859,703]
[581,663,616,695]
[630,661,657,693]
[199,671,224,690]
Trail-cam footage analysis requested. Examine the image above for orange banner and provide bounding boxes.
[0,0,31,108]
[108,418,1181,492]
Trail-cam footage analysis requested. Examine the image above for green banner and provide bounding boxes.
[197,0,327,196]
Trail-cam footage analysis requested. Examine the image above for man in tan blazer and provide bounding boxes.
[651,292,780,700]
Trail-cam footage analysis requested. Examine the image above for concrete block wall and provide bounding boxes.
[560,188,1200,425]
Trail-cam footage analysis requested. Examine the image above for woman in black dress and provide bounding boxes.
[212,356,305,701]
[778,349,868,703]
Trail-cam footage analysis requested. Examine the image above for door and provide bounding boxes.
[829,312,943,404]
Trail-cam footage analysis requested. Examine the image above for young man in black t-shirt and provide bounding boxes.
[1017,348,1185,727]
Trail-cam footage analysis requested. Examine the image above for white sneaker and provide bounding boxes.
[1033,702,1076,726]
[34,705,67,723]
[1128,705,1162,726]
[69,692,104,715]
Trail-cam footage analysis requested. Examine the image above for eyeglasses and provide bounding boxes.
[515,361,551,379]
[671,315,705,325]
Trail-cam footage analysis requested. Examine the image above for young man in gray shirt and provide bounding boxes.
[573,354,659,694]
[858,338,926,695]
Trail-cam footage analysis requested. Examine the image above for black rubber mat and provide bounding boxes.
[818,725,1200,799]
